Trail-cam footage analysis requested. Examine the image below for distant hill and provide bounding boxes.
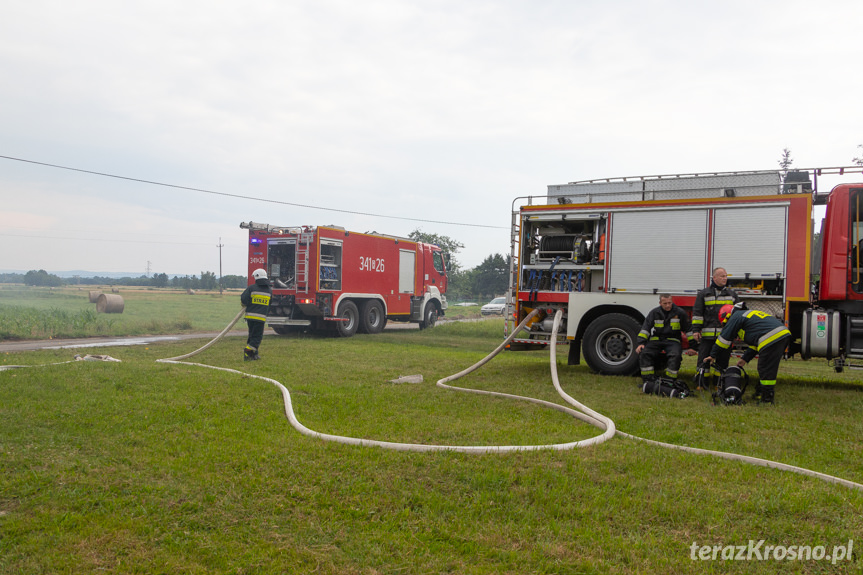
[0,269,182,279]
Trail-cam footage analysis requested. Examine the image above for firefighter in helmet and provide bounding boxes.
[636,294,691,383]
[240,268,272,361]
[704,302,791,404]
[690,267,738,390]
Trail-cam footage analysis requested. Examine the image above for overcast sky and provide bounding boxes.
[2,0,863,278]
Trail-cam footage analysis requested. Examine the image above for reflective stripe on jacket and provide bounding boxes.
[691,285,738,339]
[638,304,692,343]
[241,280,272,322]
[713,309,791,362]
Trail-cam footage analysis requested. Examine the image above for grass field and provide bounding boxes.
[0,286,485,341]
[2,313,863,574]
[0,285,253,340]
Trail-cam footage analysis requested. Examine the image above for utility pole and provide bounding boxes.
[146,261,152,277]
[217,238,224,295]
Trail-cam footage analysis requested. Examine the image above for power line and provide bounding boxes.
[0,154,508,230]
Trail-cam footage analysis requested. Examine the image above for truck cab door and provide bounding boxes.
[851,188,863,295]
[430,249,447,293]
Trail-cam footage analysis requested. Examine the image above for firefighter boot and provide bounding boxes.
[244,346,257,361]
[759,385,775,405]
[752,383,763,402]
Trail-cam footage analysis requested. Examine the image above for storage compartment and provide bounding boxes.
[267,239,297,287]
[320,240,342,291]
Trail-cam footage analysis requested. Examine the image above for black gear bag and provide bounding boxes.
[642,377,691,399]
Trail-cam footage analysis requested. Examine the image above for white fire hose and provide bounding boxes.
[160,307,863,490]
[5,306,861,490]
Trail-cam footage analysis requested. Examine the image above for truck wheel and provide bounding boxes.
[419,303,438,330]
[336,301,359,337]
[582,313,640,375]
[359,300,385,334]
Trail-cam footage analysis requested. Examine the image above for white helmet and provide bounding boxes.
[252,268,268,280]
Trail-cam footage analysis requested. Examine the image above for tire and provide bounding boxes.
[359,300,386,334]
[582,313,641,375]
[418,302,438,330]
[335,300,359,338]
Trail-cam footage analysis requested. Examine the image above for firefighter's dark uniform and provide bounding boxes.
[637,303,691,381]
[691,282,738,384]
[710,309,791,403]
[240,278,272,360]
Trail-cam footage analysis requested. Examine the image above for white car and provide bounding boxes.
[481,297,508,316]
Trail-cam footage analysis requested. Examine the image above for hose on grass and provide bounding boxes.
[162,309,616,453]
[163,307,863,490]
[6,306,862,489]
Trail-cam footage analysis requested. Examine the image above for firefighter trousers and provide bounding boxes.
[640,339,682,379]
[753,335,791,387]
[246,319,265,351]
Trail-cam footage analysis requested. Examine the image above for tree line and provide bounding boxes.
[1,270,249,290]
[5,230,512,301]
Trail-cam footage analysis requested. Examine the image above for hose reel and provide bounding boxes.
[538,235,592,263]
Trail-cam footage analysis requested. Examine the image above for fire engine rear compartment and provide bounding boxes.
[508,170,818,375]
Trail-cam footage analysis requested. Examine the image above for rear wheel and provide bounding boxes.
[335,300,359,337]
[359,300,386,334]
[582,313,641,375]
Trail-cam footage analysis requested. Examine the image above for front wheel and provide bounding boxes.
[418,302,438,330]
[335,300,359,337]
[582,313,641,375]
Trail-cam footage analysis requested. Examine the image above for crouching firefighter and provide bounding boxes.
[240,268,272,361]
[704,302,791,404]
[636,294,691,385]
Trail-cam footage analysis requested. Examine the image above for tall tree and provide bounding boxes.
[778,147,793,172]
[408,229,465,273]
[472,254,510,300]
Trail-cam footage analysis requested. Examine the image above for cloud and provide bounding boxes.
[1,0,863,276]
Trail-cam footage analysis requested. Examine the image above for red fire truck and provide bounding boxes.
[505,167,863,374]
[240,223,448,336]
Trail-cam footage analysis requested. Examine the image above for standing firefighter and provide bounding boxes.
[705,303,791,404]
[691,267,738,389]
[240,268,272,361]
[636,294,691,383]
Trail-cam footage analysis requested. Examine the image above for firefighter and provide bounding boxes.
[636,294,691,383]
[704,302,791,404]
[240,268,272,361]
[690,267,738,389]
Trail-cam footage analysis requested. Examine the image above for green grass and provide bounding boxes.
[0,286,482,340]
[1,320,862,573]
[0,285,242,339]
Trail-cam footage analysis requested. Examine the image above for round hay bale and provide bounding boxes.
[96,293,125,314]
[88,290,103,303]
[187,289,196,295]
[111,287,119,293]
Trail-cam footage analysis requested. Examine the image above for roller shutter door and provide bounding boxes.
[713,206,786,278]
[607,209,708,293]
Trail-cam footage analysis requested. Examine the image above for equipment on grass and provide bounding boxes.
[642,377,691,399]
[712,365,749,406]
